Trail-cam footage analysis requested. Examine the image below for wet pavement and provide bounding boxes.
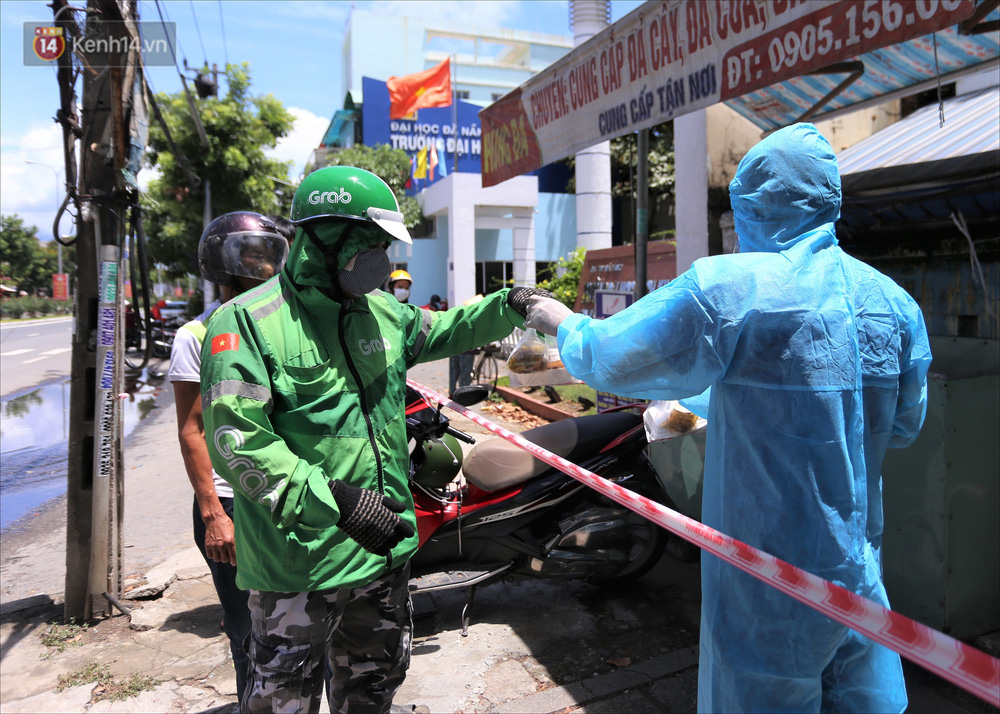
[0,364,166,531]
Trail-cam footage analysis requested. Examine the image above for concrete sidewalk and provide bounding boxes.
[0,358,991,713]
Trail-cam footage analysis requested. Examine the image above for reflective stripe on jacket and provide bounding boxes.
[201,277,522,592]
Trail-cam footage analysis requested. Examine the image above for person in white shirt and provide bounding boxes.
[167,212,291,701]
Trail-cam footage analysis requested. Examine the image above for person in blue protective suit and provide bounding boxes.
[523,123,932,713]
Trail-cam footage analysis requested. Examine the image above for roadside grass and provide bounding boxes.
[57,661,159,702]
[40,619,87,657]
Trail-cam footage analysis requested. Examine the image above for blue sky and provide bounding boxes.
[0,0,643,242]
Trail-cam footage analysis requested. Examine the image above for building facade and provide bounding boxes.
[310,8,578,308]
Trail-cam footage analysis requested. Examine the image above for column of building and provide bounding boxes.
[571,0,612,252]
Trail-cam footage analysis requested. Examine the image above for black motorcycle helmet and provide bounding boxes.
[198,211,290,288]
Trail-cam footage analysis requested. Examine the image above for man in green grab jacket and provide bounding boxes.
[201,165,539,713]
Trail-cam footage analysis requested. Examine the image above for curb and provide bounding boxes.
[0,316,73,329]
[494,385,573,422]
[0,593,55,619]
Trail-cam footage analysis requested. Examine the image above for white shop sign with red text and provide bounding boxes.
[480,0,975,187]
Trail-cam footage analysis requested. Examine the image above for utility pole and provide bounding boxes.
[182,58,214,303]
[64,0,138,621]
[635,128,649,301]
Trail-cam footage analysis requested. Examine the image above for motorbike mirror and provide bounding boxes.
[451,384,491,407]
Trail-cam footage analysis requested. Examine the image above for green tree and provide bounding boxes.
[0,214,71,294]
[563,122,675,201]
[142,64,295,276]
[609,123,675,200]
[320,144,422,229]
[537,246,586,308]
[1,215,39,290]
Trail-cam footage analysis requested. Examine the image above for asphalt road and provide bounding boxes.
[0,317,74,396]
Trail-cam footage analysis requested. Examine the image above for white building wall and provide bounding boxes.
[339,8,577,299]
[448,198,477,306]
[422,173,538,305]
[511,209,537,288]
[675,109,710,274]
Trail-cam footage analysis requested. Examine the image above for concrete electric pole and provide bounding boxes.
[62,0,139,621]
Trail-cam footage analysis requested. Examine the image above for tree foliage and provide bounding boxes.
[141,64,295,276]
[563,122,675,201]
[537,246,586,308]
[320,144,423,229]
[610,123,675,200]
[0,214,76,294]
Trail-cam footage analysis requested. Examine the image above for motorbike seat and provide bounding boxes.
[462,411,642,492]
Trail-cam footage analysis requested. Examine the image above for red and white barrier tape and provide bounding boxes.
[407,379,1000,707]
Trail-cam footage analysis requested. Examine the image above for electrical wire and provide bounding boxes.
[154,0,184,74]
[217,0,229,67]
[124,203,155,371]
[932,33,945,128]
[143,71,201,188]
[951,210,996,323]
[189,0,208,67]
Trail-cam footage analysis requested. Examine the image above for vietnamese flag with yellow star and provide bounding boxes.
[387,58,452,120]
[211,333,240,355]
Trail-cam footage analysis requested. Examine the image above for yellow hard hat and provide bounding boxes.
[389,269,412,284]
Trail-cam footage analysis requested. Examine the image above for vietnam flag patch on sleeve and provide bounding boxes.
[211,333,240,355]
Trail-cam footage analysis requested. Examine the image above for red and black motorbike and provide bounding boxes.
[150,317,180,358]
[405,385,669,632]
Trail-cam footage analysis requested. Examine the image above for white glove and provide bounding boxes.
[524,295,573,337]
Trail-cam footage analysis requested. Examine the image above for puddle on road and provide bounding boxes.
[0,367,166,531]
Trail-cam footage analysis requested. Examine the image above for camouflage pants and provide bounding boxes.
[242,563,412,714]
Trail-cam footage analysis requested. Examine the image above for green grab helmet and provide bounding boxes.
[412,434,463,489]
[290,166,412,245]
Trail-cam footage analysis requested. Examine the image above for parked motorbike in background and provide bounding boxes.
[420,294,448,311]
[149,299,188,358]
[405,385,672,633]
[150,317,181,358]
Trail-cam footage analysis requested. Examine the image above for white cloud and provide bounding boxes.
[267,106,329,184]
[0,105,325,243]
[0,122,67,240]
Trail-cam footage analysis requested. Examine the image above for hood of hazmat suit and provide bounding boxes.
[556,123,931,713]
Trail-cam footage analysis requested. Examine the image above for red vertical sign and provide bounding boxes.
[52,273,69,300]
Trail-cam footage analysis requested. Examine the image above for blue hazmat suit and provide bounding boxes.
[557,124,932,713]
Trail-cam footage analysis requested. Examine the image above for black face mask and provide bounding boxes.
[302,223,390,298]
[337,247,391,298]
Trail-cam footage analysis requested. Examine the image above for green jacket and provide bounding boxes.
[201,270,523,592]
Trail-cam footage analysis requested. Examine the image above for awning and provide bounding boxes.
[479,0,997,187]
[837,85,1000,230]
[320,109,357,149]
[724,10,1000,132]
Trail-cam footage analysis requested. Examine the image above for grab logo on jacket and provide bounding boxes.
[359,337,392,355]
[214,425,281,511]
[308,188,351,205]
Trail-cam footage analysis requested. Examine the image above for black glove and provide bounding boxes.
[331,481,415,556]
[507,287,553,318]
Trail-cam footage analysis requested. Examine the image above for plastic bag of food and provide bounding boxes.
[505,329,580,387]
[643,400,707,442]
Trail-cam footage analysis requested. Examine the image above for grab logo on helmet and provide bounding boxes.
[308,188,352,205]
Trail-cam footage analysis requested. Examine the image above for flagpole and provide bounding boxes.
[452,53,458,173]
